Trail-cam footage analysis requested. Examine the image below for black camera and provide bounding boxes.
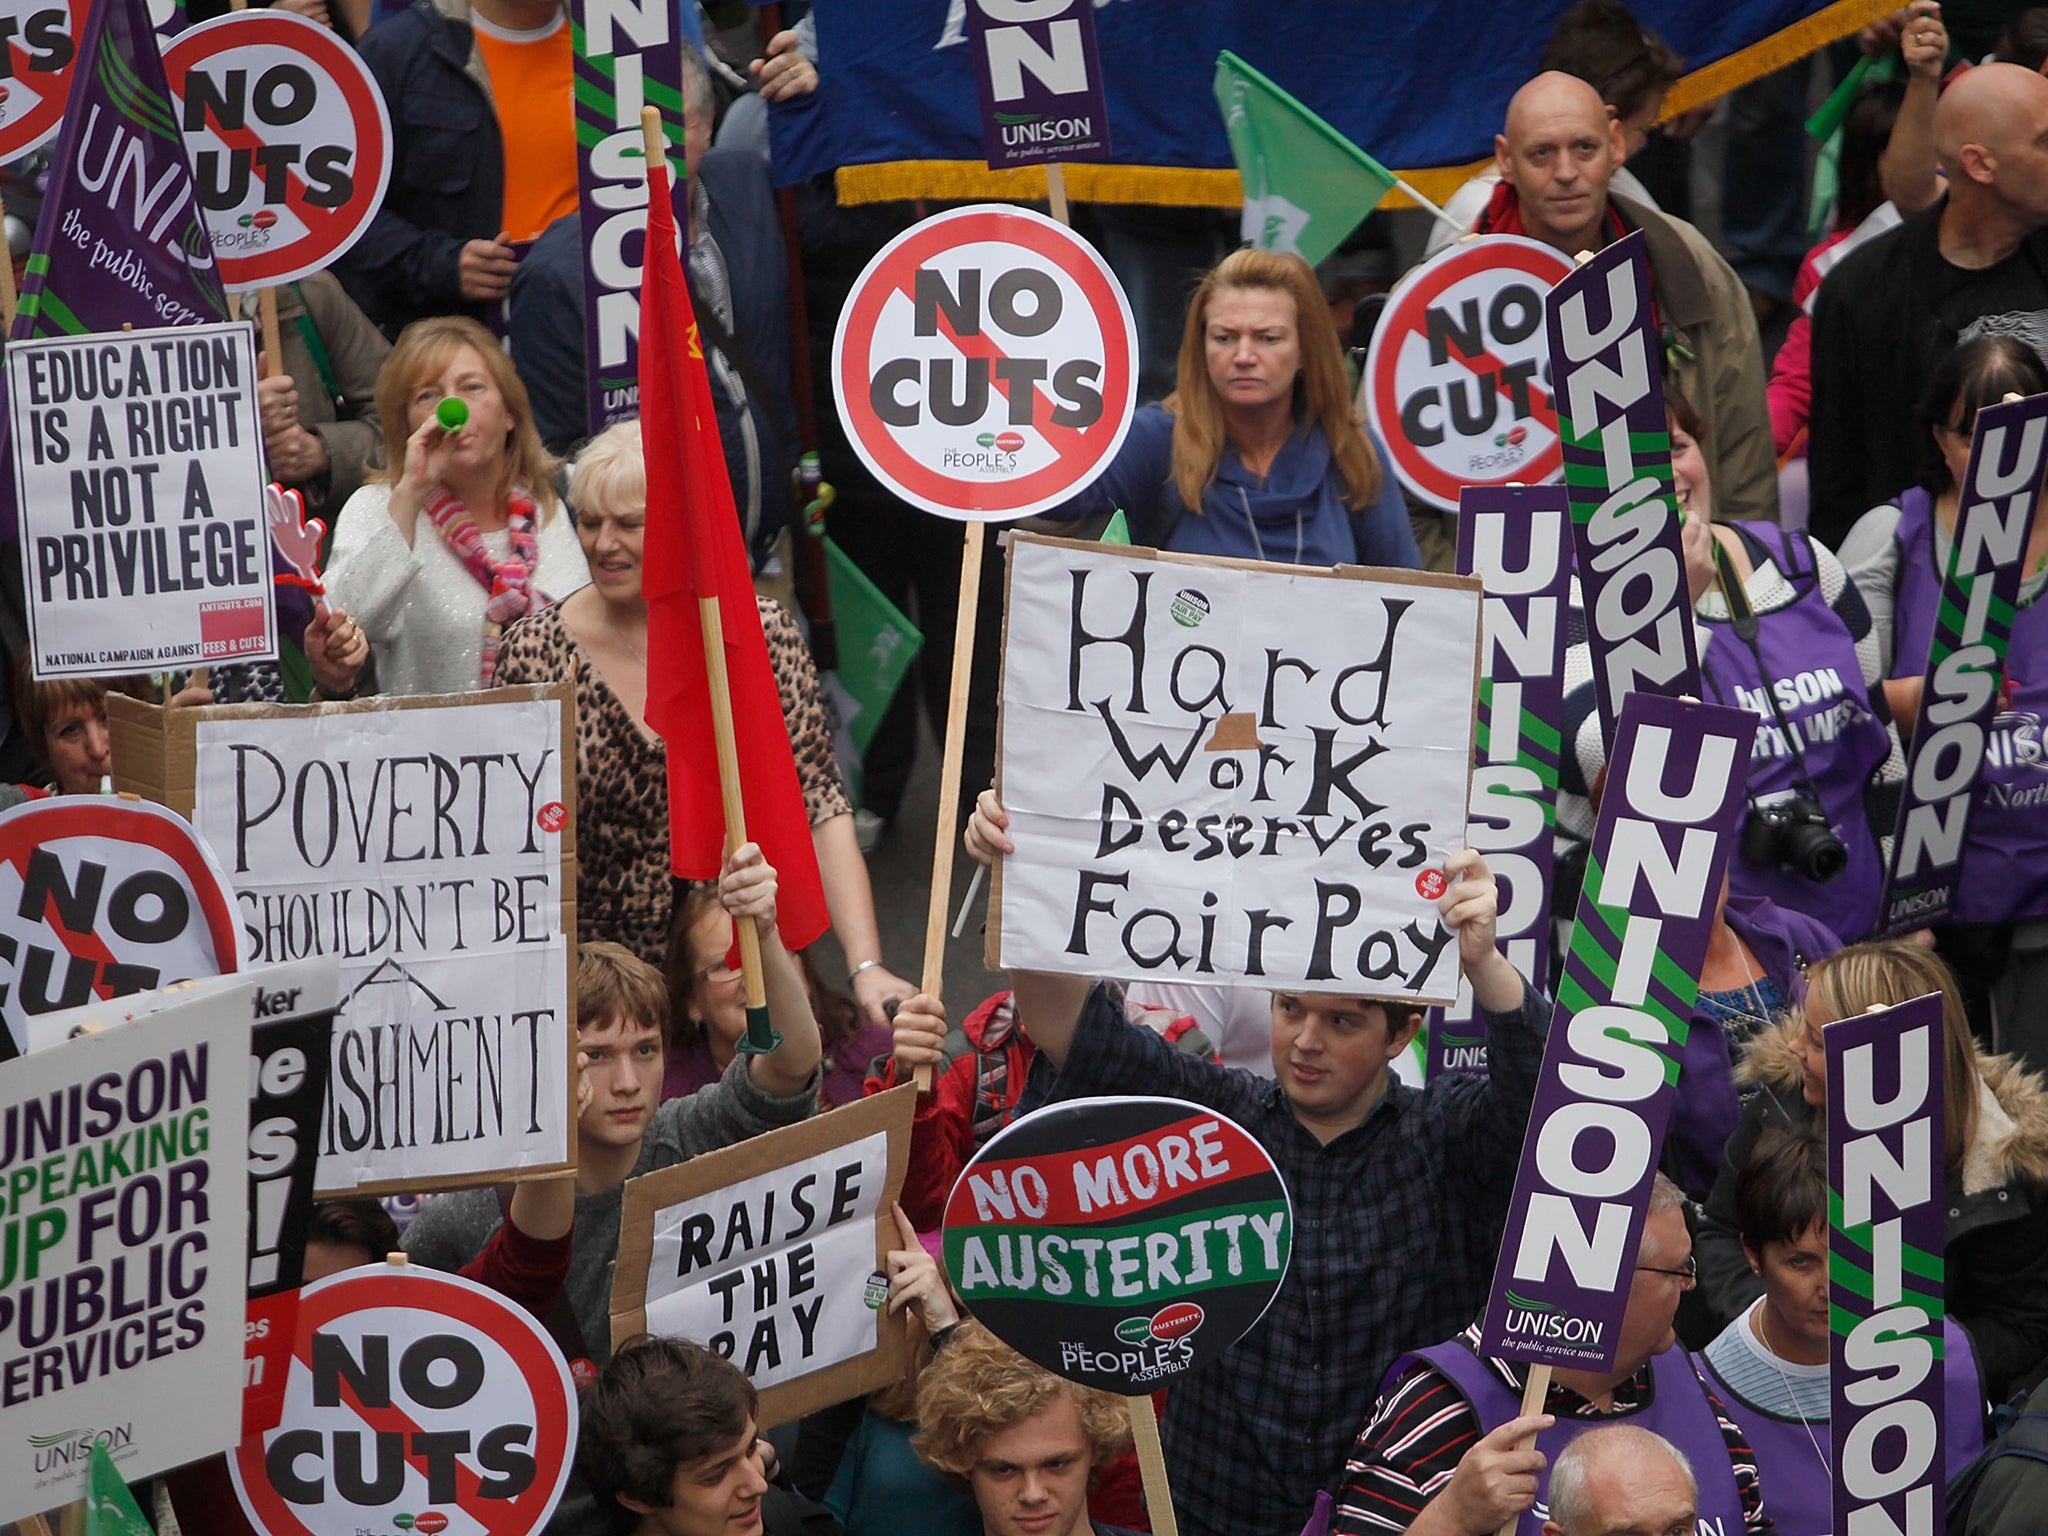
[1740,795,1848,883]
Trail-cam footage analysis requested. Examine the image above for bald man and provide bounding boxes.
[1543,1426,1698,1536]
[1810,61,2048,545]
[1427,73,1778,538]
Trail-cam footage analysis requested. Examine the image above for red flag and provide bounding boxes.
[640,153,829,950]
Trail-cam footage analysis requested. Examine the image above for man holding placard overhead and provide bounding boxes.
[952,792,1545,1536]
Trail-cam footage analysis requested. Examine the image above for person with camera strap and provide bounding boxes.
[1557,382,1902,1197]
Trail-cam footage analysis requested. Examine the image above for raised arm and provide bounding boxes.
[964,787,1093,1067]
[721,843,824,1095]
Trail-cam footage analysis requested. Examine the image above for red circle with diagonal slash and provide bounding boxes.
[229,1266,578,1536]
[0,797,240,1055]
[832,203,1137,521]
[1364,235,1574,511]
[0,0,92,162]
[163,10,391,291]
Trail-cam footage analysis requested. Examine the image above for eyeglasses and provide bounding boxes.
[1636,1255,1698,1288]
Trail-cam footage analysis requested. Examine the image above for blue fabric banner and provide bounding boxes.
[774,0,1880,197]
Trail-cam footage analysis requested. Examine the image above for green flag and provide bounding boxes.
[822,536,922,760]
[1215,50,1399,268]
[1100,510,1132,546]
[86,1443,151,1536]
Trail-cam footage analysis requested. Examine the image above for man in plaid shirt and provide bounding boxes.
[956,792,1549,1536]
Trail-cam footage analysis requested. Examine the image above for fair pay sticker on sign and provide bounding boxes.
[832,203,1138,521]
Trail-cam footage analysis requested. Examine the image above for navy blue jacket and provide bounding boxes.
[509,146,800,557]
[340,0,503,335]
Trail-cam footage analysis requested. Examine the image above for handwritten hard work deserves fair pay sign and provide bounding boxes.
[992,534,1480,1002]
[611,1088,916,1429]
[113,687,578,1195]
[9,321,274,678]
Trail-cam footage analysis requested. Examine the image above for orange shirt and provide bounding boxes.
[473,9,579,243]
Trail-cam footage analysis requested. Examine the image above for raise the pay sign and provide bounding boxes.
[9,322,273,677]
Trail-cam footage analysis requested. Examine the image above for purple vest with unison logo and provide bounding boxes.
[1692,1317,1984,1536]
[1700,523,1892,943]
[1391,1339,1748,1536]
[1894,487,2048,925]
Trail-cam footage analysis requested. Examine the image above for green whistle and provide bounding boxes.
[436,397,469,431]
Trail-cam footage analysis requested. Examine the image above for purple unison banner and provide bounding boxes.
[1479,691,1754,1370]
[964,0,1111,170]
[1429,485,1572,1079]
[1547,232,1700,749]
[1880,391,2048,933]
[1827,991,1946,1536]
[572,0,690,439]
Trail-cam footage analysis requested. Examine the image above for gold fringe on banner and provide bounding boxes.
[833,0,1896,210]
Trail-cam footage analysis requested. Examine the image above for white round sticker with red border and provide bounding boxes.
[1364,235,1575,511]
[163,10,392,291]
[230,1264,579,1536]
[0,0,91,162]
[0,796,240,1060]
[833,203,1137,521]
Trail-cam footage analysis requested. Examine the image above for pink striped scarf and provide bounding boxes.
[424,484,550,684]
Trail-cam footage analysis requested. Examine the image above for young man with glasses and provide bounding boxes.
[1333,1176,1776,1536]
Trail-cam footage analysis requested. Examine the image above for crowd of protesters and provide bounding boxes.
[17,0,2048,1534]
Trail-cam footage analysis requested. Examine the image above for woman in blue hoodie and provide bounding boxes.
[1051,248,1419,568]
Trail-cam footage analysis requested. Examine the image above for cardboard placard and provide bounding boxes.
[609,1085,916,1430]
[0,985,252,1523]
[991,533,1481,1003]
[229,1264,579,1536]
[107,685,579,1197]
[0,0,93,163]
[1548,232,1700,746]
[0,795,241,1063]
[1428,485,1572,1078]
[964,0,1111,169]
[1827,991,1946,1536]
[1363,237,1574,511]
[10,322,273,678]
[1479,692,1754,1372]
[941,1095,1291,1394]
[1880,391,2048,932]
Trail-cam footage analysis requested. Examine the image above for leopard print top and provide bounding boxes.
[496,597,850,966]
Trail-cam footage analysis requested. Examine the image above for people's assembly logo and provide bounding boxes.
[391,1515,450,1533]
[1115,1301,1203,1346]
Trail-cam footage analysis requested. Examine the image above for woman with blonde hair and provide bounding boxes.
[1695,938,2048,1402]
[326,316,588,694]
[1047,247,1416,568]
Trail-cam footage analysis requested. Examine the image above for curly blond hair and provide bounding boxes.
[911,1322,1131,1488]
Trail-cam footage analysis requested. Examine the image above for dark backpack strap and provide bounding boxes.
[1948,1410,2048,1531]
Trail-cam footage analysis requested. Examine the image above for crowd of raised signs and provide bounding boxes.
[11,1,2048,1535]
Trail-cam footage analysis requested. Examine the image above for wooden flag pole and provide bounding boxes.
[636,107,777,1052]
[0,192,17,330]
[916,520,986,1089]
[1045,163,1071,226]
[1125,1394,1180,1536]
[1494,1364,1552,1536]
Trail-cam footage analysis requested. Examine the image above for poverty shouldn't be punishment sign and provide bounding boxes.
[992,534,1480,1002]
[9,321,273,679]
[177,687,576,1195]
[942,1096,1292,1394]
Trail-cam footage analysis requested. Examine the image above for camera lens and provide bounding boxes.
[1786,819,1848,882]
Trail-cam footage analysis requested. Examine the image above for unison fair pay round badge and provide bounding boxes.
[163,9,392,291]
[942,1096,1291,1393]
[1364,235,1574,511]
[832,203,1137,521]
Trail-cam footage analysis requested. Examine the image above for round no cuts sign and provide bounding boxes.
[163,10,392,291]
[0,797,239,1062]
[0,0,90,161]
[942,1096,1291,1394]
[832,203,1137,520]
[1364,236,1574,511]
[230,1265,578,1536]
